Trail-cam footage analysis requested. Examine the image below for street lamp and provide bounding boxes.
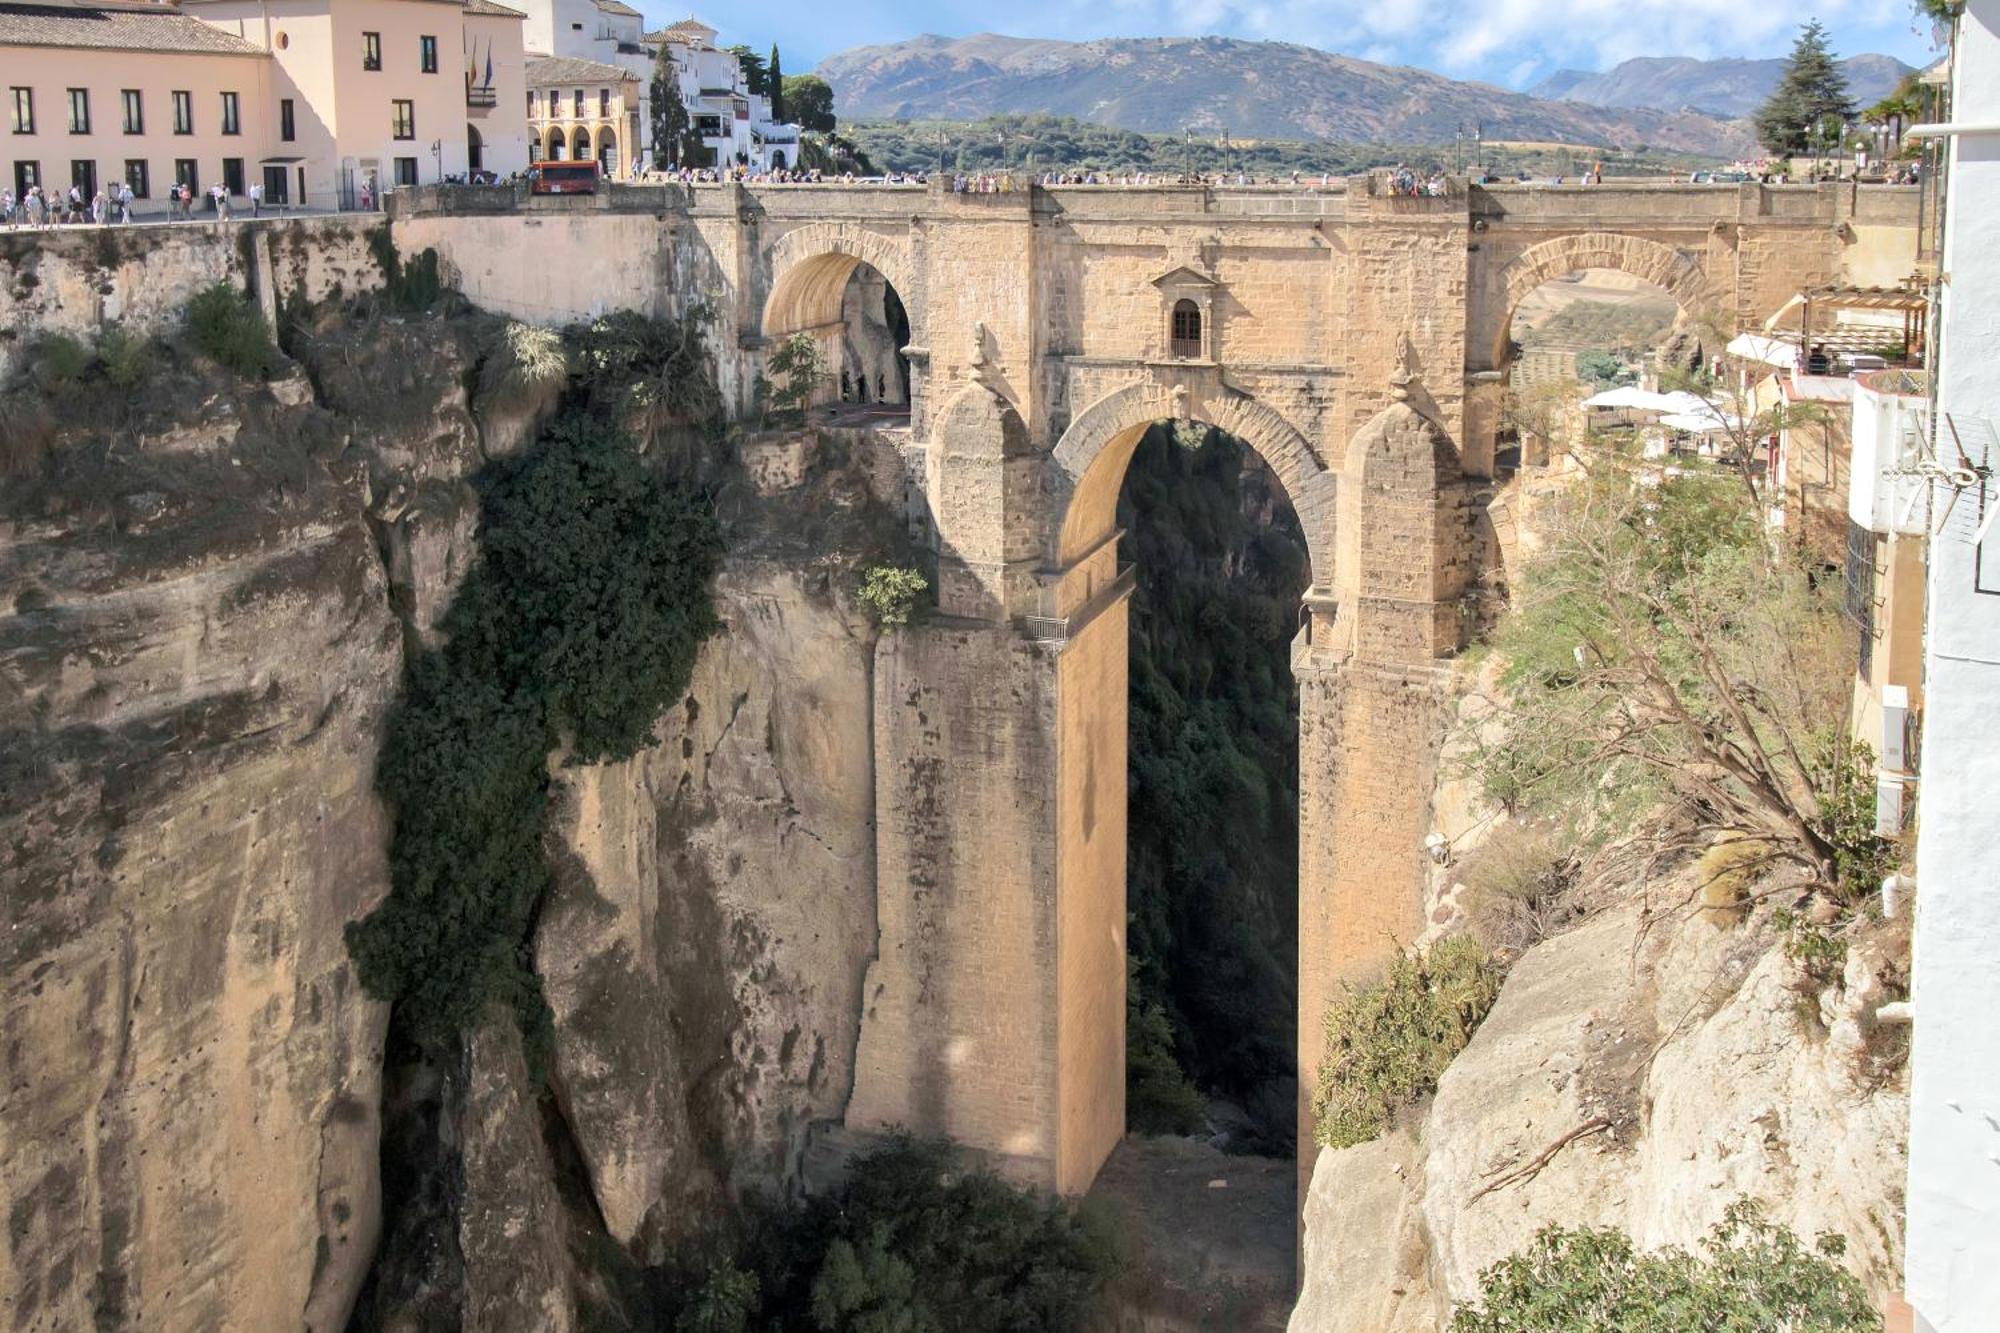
[1182,126,1193,184]
[430,137,442,183]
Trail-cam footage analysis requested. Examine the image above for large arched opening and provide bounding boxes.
[761,249,914,415]
[544,126,566,160]
[1048,385,1333,1308]
[1499,265,1694,470]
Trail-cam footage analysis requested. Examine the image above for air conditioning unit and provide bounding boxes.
[1882,685,1914,773]
[1876,773,1911,837]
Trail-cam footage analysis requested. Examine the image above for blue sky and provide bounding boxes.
[639,0,1946,90]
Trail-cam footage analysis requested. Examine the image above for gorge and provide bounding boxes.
[0,174,1919,1330]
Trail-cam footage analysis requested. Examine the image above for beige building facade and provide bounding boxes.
[188,0,528,203]
[2,1,269,209]
[3,0,528,213]
[524,54,636,175]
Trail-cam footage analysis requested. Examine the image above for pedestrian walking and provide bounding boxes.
[91,189,106,225]
[248,180,262,217]
[117,181,132,223]
[0,189,13,228]
[211,182,230,220]
[26,186,47,229]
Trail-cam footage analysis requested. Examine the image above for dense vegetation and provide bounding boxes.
[1472,457,1896,906]
[846,114,1717,179]
[345,313,724,1055]
[1451,1200,1880,1331]
[1312,937,1504,1149]
[651,1137,1121,1333]
[1118,425,1307,1150]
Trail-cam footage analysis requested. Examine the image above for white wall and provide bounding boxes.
[1906,3,2000,1330]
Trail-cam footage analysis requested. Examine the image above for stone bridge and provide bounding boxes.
[396,176,1919,1201]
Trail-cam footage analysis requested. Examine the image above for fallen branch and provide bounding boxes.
[1466,1117,1612,1206]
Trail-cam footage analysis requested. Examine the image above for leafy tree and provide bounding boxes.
[1573,348,1625,387]
[1126,957,1207,1135]
[1451,1200,1879,1332]
[677,1262,760,1333]
[785,75,837,134]
[769,45,785,123]
[186,282,278,378]
[765,330,828,419]
[1754,21,1856,157]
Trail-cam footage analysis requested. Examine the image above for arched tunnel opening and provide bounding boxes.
[1086,418,1307,1312]
[762,253,912,418]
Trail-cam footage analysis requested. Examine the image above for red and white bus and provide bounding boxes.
[530,160,600,195]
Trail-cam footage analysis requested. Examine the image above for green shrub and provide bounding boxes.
[704,1136,1121,1333]
[857,564,927,628]
[186,282,278,377]
[96,325,156,390]
[1312,936,1503,1149]
[1450,1199,1879,1332]
[1126,956,1206,1136]
[676,1261,759,1333]
[29,333,92,392]
[765,329,828,420]
[345,411,722,1048]
[566,307,724,430]
[368,225,445,310]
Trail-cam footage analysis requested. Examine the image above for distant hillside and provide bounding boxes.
[1530,53,1913,118]
[816,33,1759,158]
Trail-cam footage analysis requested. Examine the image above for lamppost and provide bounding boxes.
[1182,126,1193,184]
[935,126,947,175]
[1475,122,1484,176]
[1455,123,1463,174]
[430,137,442,184]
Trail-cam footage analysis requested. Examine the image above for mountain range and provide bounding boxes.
[1532,54,1912,118]
[814,34,1913,159]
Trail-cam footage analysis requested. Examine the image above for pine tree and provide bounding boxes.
[768,45,785,123]
[1754,21,1856,157]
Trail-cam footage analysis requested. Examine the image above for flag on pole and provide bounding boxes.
[483,41,494,90]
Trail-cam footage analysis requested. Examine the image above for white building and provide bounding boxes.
[1904,2,2000,1329]
[511,3,795,170]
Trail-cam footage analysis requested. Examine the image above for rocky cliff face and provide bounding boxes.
[2,277,901,1331]
[1290,873,1910,1331]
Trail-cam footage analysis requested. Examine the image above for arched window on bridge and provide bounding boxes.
[1171,300,1202,360]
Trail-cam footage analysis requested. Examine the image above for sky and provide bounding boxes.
[637,0,1947,90]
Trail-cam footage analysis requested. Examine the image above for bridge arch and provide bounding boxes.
[1052,381,1336,589]
[761,222,918,340]
[1488,231,1714,368]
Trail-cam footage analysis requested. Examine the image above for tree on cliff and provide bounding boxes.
[1754,21,1856,157]
[784,75,837,134]
[1473,460,1895,908]
[768,45,785,122]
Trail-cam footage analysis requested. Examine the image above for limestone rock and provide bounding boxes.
[460,1022,575,1333]
[537,564,879,1254]
[0,365,398,1332]
[1292,895,1908,1329]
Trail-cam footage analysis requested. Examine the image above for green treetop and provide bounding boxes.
[1754,21,1857,157]
[769,45,785,122]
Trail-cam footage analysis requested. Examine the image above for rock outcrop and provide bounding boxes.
[1,347,402,1331]
[538,565,880,1257]
[1291,888,1910,1331]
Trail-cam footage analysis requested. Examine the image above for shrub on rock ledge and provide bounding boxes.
[1449,1199,1879,1332]
[1311,935,1503,1150]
